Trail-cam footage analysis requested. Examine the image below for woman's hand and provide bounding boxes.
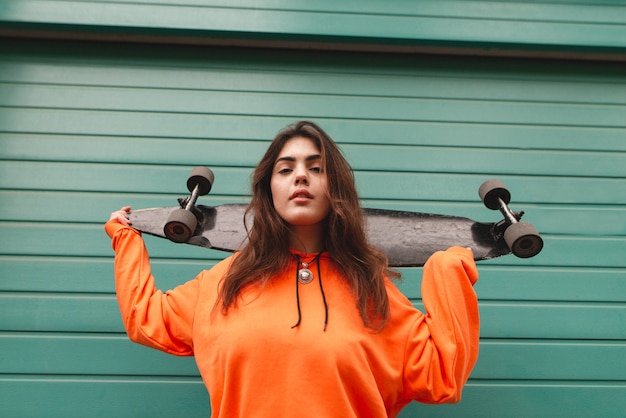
[109,206,132,226]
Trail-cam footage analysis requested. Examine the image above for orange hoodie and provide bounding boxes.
[105,220,479,418]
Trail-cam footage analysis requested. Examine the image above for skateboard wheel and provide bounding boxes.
[504,221,544,258]
[164,208,198,243]
[187,166,214,196]
[479,179,511,210]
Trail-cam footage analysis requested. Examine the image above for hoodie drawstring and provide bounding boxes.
[291,252,328,331]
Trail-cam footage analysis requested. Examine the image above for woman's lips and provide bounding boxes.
[290,189,313,200]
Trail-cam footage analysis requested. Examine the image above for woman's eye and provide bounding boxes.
[278,168,292,174]
[310,167,321,173]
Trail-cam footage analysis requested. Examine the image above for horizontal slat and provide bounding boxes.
[2,293,624,339]
[398,266,626,303]
[0,333,199,376]
[1,333,623,381]
[0,161,250,197]
[2,256,624,304]
[1,56,625,105]
[480,235,626,269]
[0,222,224,260]
[0,190,250,222]
[0,134,269,167]
[1,222,624,268]
[0,293,123,333]
[405,381,626,418]
[473,340,626,381]
[0,256,210,294]
[473,267,626,302]
[0,377,624,418]
[1,0,625,54]
[2,83,625,128]
[347,145,626,178]
[3,134,626,178]
[2,161,626,205]
[0,375,210,418]
[356,172,626,205]
[476,301,626,340]
[0,190,622,237]
[3,108,625,150]
[23,0,626,26]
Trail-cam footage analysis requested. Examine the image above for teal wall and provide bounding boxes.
[0,0,625,57]
[1,1,625,417]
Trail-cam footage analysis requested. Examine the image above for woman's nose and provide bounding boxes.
[294,166,308,184]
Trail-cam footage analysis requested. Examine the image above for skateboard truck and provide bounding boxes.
[479,179,543,258]
[163,167,214,243]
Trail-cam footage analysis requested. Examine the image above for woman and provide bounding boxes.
[106,121,480,418]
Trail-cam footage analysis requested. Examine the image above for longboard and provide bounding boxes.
[128,167,543,267]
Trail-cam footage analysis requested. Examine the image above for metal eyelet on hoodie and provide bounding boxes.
[290,252,329,331]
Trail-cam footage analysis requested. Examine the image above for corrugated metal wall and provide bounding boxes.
[1,1,625,417]
[1,37,624,418]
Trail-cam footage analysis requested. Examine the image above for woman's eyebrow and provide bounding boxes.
[275,154,321,164]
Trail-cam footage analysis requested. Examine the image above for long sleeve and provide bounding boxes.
[402,246,480,404]
[105,219,200,356]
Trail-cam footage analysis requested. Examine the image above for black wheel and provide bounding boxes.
[479,179,511,210]
[164,208,198,243]
[504,222,544,258]
[187,166,214,196]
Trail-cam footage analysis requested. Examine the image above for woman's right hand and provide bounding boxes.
[109,206,132,227]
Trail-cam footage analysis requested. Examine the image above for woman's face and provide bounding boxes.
[270,136,331,228]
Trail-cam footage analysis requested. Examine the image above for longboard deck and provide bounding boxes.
[129,204,509,267]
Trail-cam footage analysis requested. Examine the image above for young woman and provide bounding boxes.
[106,121,480,418]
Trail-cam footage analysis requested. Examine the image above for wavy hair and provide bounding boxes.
[219,121,397,329]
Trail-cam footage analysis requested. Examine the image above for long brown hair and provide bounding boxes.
[219,121,397,329]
